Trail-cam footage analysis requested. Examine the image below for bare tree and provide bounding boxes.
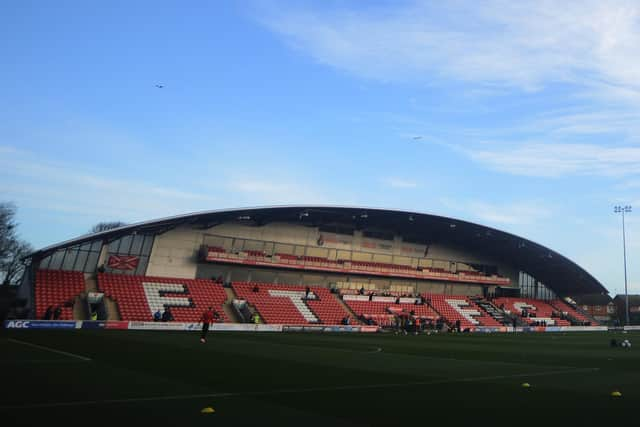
[0,203,17,261]
[1,239,33,286]
[90,221,127,233]
[1,203,33,286]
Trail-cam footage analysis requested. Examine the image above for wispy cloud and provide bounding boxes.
[441,197,552,226]
[227,178,327,205]
[473,202,551,226]
[0,145,219,220]
[464,142,640,177]
[517,110,640,140]
[262,0,640,182]
[382,177,418,189]
[260,1,640,95]
[616,179,640,189]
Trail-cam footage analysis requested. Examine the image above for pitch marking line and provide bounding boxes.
[0,359,88,365]
[0,367,598,410]
[216,337,574,368]
[7,339,92,362]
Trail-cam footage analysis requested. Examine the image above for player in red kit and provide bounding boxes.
[200,306,214,343]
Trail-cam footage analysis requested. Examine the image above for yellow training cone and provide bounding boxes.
[201,407,216,414]
[521,383,531,388]
[611,391,622,397]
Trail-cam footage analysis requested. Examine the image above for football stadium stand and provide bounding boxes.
[232,282,352,325]
[340,292,503,329]
[31,270,597,329]
[551,299,597,325]
[35,270,85,320]
[341,294,439,327]
[98,274,228,322]
[493,297,571,326]
[426,294,503,329]
[22,206,610,330]
[30,270,601,329]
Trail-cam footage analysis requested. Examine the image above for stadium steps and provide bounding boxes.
[84,275,98,292]
[304,301,322,324]
[335,293,362,324]
[223,287,241,322]
[573,305,599,324]
[231,299,253,323]
[103,296,121,320]
[549,300,598,326]
[574,308,600,325]
[547,302,581,326]
[472,297,508,325]
[563,313,581,326]
[503,312,524,327]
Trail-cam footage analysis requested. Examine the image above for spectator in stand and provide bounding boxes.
[153,309,162,322]
[200,306,214,343]
[305,286,311,299]
[359,286,365,295]
[427,319,435,331]
[393,315,401,334]
[53,306,62,320]
[252,284,260,293]
[455,319,461,333]
[162,307,174,322]
[43,305,53,320]
[441,321,449,333]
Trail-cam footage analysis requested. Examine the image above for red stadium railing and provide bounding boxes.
[202,246,510,286]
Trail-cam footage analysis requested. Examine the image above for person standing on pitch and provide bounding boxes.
[200,306,214,343]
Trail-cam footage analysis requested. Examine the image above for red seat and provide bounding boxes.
[98,273,228,322]
[232,282,351,325]
[34,270,85,320]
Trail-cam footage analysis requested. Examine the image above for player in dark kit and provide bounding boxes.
[200,307,214,343]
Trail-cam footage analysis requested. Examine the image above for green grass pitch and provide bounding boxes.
[1,329,638,425]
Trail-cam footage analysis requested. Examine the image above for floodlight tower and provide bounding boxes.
[614,205,632,325]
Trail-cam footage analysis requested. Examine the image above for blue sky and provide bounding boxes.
[1,0,638,296]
